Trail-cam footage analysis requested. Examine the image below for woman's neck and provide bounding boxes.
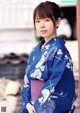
[41,33,57,50]
[44,33,57,43]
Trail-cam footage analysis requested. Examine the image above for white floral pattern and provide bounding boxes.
[66,62,71,69]
[33,56,36,61]
[45,44,50,50]
[30,68,42,79]
[64,54,73,70]
[40,66,45,71]
[35,55,45,68]
[38,89,50,104]
[57,49,63,55]
[23,74,29,88]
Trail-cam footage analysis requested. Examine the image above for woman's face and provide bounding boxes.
[35,17,57,40]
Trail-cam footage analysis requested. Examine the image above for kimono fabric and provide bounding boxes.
[20,37,76,113]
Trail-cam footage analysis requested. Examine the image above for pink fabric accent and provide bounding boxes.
[31,80,45,101]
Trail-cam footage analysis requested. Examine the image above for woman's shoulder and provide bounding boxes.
[55,38,72,58]
[28,40,42,61]
[29,41,40,54]
[55,38,67,52]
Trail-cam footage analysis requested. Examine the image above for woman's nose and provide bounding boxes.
[40,21,45,28]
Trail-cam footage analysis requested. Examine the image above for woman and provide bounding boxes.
[20,1,75,113]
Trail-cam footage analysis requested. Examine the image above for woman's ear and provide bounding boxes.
[56,17,61,28]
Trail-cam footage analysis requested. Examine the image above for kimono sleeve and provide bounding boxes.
[21,46,36,105]
[34,48,67,112]
[20,48,35,113]
[20,74,31,112]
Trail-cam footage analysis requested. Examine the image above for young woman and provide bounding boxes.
[20,1,76,113]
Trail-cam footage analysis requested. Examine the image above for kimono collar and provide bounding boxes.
[40,37,65,51]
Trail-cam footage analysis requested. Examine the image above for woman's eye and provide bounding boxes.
[35,20,40,23]
[45,19,50,21]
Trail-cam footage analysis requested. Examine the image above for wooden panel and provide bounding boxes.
[76,1,80,96]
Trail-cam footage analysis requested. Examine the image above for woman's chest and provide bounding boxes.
[28,58,53,81]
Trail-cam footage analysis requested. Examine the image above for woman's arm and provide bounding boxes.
[20,74,31,113]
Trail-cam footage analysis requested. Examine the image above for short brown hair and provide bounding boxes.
[33,1,61,26]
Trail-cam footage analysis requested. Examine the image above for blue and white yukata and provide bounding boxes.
[20,37,75,113]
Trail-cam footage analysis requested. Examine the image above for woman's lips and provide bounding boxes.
[40,30,47,34]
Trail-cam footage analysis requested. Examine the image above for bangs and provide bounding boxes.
[35,7,51,19]
[33,3,53,23]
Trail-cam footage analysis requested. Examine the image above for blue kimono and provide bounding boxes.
[20,37,75,113]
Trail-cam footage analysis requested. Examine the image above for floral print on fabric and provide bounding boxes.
[20,38,75,113]
[38,98,56,113]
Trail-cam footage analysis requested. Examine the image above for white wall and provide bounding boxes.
[0,0,34,29]
[0,29,35,55]
[0,0,35,55]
